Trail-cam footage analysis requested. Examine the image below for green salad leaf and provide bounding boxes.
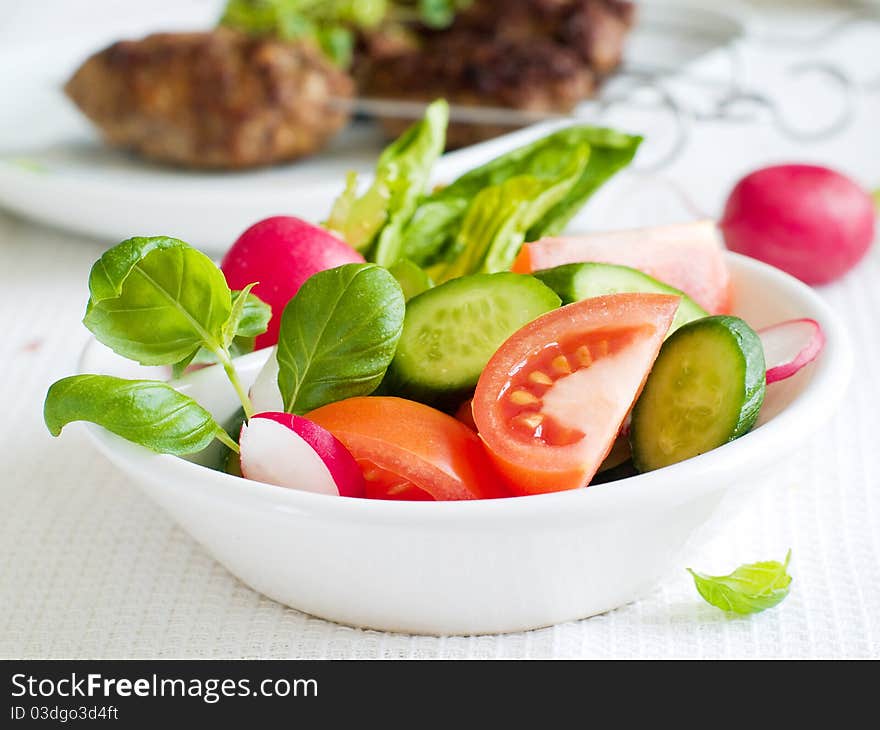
[326,99,448,266]
[434,146,589,282]
[276,263,405,414]
[219,1,469,65]
[324,171,391,253]
[177,287,272,377]
[225,285,270,345]
[84,237,231,366]
[527,126,643,239]
[388,259,433,301]
[417,0,473,28]
[81,236,263,416]
[688,550,793,615]
[220,0,387,66]
[402,126,642,267]
[44,375,237,455]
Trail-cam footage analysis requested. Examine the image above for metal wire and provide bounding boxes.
[594,6,876,169]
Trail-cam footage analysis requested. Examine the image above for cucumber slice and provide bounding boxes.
[534,262,707,334]
[389,259,433,302]
[388,272,560,406]
[630,315,765,472]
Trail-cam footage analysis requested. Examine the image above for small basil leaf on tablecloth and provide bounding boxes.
[276,263,405,414]
[688,550,793,615]
[83,236,231,366]
[44,375,229,455]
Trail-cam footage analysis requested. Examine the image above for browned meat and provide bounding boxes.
[65,29,354,169]
[357,0,635,148]
[364,36,595,148]
[444,0,635,75]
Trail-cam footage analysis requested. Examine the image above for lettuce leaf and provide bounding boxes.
[402,126,642,267]
[325,99,449,265]
[431,145,589,282]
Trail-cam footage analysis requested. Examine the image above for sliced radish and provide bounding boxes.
[239,412,365,497]
[758,318,825,384]
[249,350,283,413]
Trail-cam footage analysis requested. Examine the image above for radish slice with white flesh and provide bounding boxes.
[758,318,825,384]
[240,412,365,497]
[249,350,283,413]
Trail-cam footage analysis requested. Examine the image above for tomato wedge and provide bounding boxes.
[306,397,507,501]
[472,293,680,495]
[512,221,732,314]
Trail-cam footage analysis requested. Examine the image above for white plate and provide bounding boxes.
[0,1,745,250]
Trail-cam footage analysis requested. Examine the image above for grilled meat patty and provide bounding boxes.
[357,0,635,147]
[65,29,353,169]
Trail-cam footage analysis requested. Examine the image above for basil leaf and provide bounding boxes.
[276,263,405,414]
[174,288,270,378]
[84,237,231,366]
[434,146,588,282]
[44,375,229,455]
[225,285,271,344]
[178,336,257,378]
[170,350,199,381]
[402,126,641,266]
[688,550,793,615]
[327,99,448,265]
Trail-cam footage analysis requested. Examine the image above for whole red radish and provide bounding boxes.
[221,216,365,348]
[720,165,875,285]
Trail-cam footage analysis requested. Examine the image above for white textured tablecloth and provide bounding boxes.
[1,1,878,658]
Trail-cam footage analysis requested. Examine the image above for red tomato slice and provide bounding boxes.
[512,221,732,314]
[472,293,679,495]
[454,399,477,432]
[306,397,507,501]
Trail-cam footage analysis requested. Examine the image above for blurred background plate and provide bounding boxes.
[0,1,746,251]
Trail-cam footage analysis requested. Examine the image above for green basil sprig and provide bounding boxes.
[84,236,231,364]
[688,550,793,615]
[44,375,237,455]
[82,236,263,416]
[180,285,273,377]
[276,263,405,414]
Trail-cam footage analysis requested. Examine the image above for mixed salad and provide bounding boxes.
[44,99,826,503]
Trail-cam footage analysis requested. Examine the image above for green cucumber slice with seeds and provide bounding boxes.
[630,315,766,472]
[533,262,708,334]
[387,272,560,406]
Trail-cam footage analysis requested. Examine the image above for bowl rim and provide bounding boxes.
[81,251,853,523]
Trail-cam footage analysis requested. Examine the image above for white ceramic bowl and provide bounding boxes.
[79,252,851,635]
